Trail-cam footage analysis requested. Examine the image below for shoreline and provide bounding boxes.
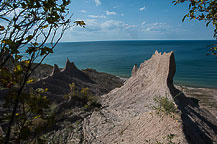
[118,76,217,117]
[34,63,217,116]
[176,85,217,117]
[174,80,217,89]
[36,63,217,91]
[118,76,217,90]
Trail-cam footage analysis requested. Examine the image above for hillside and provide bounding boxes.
[0,51,217,143]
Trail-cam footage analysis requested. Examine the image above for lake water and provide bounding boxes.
[42,40,217,88]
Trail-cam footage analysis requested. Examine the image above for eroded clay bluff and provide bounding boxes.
[29,59,123,103]
[82,51,217,144]
[82,51,186,144]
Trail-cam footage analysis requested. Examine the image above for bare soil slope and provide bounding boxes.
[82,51,217,144]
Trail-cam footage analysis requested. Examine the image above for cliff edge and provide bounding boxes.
[83,51,187,143]
[82,51,217,144]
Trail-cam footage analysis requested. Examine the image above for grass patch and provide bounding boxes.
[153,96,177,115]
[145,133,176,144]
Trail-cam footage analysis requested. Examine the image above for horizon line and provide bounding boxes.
[59,39,216,43]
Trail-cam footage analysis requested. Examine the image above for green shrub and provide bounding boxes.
[64,83,102,110]
[153,96,177,115]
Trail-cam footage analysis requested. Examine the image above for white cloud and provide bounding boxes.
[142,22,171,33]
[85,19,98,24]
[88,15,106,19]
[101,20,123,30]
[64,20,185,41]
[82,19,100,31]
[106,10,117,15]
[100,20,135,31]
[82,20,169,35]
[81,19,136,32]
[94,0,101,6]
[81,10,87,13]
[139,5,146,11]
[113,5,119,9]
[141,21,146,25]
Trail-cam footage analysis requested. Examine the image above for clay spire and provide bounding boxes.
[62,58,76,72]
[131,64,138,77]
[50,64,60,76]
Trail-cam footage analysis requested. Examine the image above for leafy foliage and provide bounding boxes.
[0,0,84,143]
[64,83,101,110]
[0,87,57,143]
[74,20,86,28]
[173,0,217,57]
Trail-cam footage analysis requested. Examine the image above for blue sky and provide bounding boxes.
[58,0,215,41]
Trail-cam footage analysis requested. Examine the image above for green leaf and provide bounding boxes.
[32,42,39,46]
[14,65,22,72]
[0,25,5,31]
[25,35,33,41]
[41,25,48,29]
[74,21,86,28]
[15,55,23,60]
[40,47,53,56]
[26,47,37,54]
[27,79,33,84]
[1,39,18,54]
[21,2,26,8]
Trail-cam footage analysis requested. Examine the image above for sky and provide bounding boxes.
[0,0,215,42]
[58,0,216,42]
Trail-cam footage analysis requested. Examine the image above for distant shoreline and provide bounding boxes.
[44,41,217,88]
[117,76,217,90]
[34,62,217,116]
[117,76,217,116]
